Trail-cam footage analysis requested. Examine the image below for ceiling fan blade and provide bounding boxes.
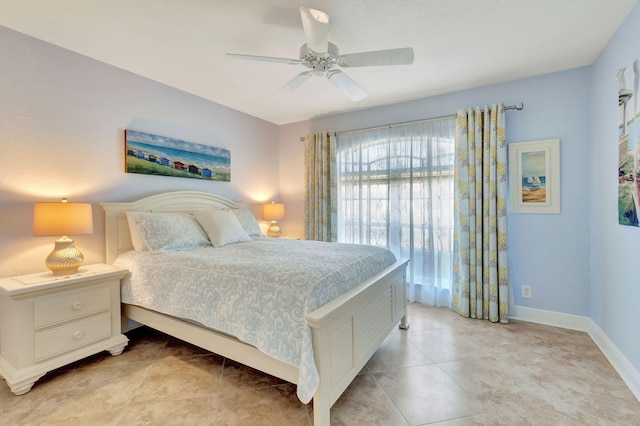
[300,7,329,54]
[336,47,414,67]
[326,70,367,102]
[226,53,301,65]
[277,71,313,93]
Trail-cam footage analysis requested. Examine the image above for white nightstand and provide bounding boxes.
[0,263,129,395]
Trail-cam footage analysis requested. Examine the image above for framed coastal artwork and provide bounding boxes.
[125,130,230,182]
[617,57,640,226]
[508,139,560,214]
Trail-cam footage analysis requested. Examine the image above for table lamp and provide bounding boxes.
[262,202,285,237]
[33,198,94,276]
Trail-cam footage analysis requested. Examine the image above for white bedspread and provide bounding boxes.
[114,237,397,403]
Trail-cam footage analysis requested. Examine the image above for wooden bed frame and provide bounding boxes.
[101,191,409,426]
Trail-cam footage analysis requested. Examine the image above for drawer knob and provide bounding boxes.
[72,301,83,310]
[73,331,84,339]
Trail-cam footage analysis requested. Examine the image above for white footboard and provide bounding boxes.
[102,192,409,426]
[306,259,408,426]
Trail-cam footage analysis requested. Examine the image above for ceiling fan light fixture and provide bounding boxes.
[300,7,330,54]
[308,8,329,24]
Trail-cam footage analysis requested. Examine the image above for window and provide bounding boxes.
[336,117,455,306]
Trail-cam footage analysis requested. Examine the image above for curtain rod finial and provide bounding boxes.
[504,102,524,111]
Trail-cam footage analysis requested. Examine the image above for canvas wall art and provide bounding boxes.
[617,57,640,226]
[125,130,230,182]
[508,139,560,214]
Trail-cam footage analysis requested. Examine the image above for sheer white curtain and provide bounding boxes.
[336,117,455,306]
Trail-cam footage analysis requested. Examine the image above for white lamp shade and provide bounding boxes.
[262,203,285,221]
[33,202,94,237]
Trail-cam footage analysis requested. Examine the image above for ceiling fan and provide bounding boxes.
[227,7,414,102]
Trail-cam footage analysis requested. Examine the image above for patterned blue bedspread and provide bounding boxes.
[114,237,396,403]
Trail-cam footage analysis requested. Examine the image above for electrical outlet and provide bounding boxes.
[521,285,532,299]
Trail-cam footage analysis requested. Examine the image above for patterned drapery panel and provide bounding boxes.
[453,104,509,323]
[304,132,337,242]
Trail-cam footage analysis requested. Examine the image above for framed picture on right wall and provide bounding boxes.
[617,57,640,226]
[508,138,560,214]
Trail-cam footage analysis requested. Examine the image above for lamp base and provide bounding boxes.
[45,236,84,276]
[267,221,281,237]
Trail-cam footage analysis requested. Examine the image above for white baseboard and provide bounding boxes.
[511,305,640,402]
[588,320,640,401]
[510,305,590,331]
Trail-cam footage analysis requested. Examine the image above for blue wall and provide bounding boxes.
[307,66,593,316]
[590,2,640,374]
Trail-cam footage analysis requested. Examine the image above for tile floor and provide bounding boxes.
[2,303,640,425]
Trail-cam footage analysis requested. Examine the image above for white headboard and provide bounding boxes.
[100,191,245,264]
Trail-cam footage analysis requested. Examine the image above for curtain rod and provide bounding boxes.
[299,102,524,141]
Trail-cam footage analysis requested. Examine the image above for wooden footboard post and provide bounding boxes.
[313,391,331,426]
[399,313,410,330]
[398,263,409,331]
[310,316,332,426]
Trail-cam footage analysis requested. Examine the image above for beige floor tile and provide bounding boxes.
[545,387,640,425]
[215,383,311,425]
[374,364,484,425]
[117,396,219,426]
[330,373,409,425]
[130,353,225,405]
[437,355,551,401]
[23,362,147,422]
[366,332,434,373]
[30,407,124,426]
[0,367,65,416]
[406,327,495,363]
[2,304,639,425]
[433,408,583,426]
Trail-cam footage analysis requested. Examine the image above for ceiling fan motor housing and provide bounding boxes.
[300,42,339,76]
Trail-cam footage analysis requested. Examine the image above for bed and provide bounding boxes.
[101,190,408,426]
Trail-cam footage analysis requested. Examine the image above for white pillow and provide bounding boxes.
[231,208,262,236]
[125,211,149,251]
[126,211,211,253]
[194,209,252,247]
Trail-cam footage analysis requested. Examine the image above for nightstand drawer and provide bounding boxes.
[34,285,110,329]
[0,264,128,395]
[34,312,112,361]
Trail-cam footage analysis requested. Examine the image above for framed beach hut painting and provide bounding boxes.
[125,130,230,182]
[508,139,560,214]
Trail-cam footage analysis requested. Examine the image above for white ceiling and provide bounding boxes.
[0,0,637,125]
